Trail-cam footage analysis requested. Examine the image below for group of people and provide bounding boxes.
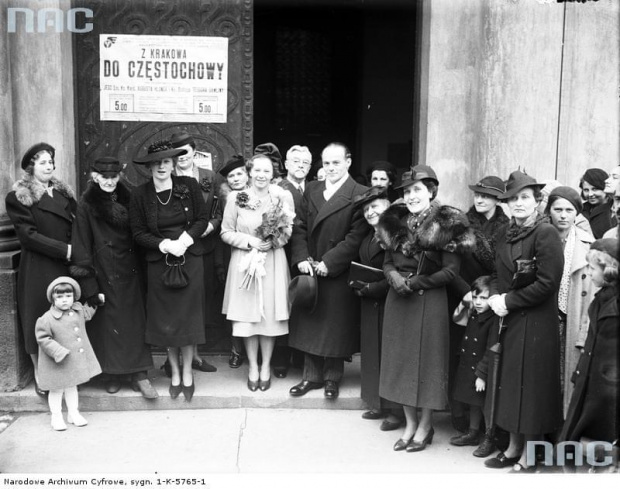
[5,137,618,472]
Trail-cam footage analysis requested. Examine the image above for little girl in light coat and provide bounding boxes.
[35,276,102,431]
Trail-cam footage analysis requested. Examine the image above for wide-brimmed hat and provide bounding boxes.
[219,155,246,177]
[500,170,544,200]
[21,142,55,170]
[133,140,188,165]
[170,131,194,149]
[91,156,122,177]
[395,165,439,190]
[46,276,81,303]
[288,274,318,313]
[468,176,506,198]
[353,186,389,210]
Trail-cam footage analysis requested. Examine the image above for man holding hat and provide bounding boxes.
[288,142,368,399]
[170,131,225,374]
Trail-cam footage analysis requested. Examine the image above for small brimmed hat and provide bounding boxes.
[170,131,194,149]
[46,276,81,303]
[133,140,188,165]
[468,176,505,198]
[500,170,544,200]
[353,186,389,210]
[254,142,284,174]
[590,238,619,261]
[218,155,246,177]
[21,142,55,170]
[395,165,438,190]
[91,156,122,177]
[288,274,318,313]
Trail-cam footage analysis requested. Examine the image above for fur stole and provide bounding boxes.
[81,180,131,229]
[466,205,509,272]
[12,173,75,207]
[377,202,475,256]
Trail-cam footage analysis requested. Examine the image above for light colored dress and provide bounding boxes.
[221,185,294,337]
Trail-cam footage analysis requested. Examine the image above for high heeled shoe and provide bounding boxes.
[182,381,195,402]
[393,437,413,452]
[247,379,259,392]
[406,427,434,452]
[169,382,183,399]
[258,378,271,392]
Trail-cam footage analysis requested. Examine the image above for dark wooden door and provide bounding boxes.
[73,0,253,190]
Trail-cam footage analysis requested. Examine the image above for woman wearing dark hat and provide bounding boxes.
[254,142,284,183]
[352,186,403,430]
[365,161,398,202]
[129,140,209,401]
[580,168,616,238]
[5,142,77,396]
[70,157,157,398]
[216,155,250,369]
[544,186,595,415]
[484,170,564,472]
[375,165,474,452]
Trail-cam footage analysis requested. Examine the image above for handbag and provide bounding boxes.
[162,254,189,289]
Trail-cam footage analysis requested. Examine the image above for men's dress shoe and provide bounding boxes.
[508,462,536,473]
[380,418,403,431]
[289,380,323,397]
[273,366,288,378]
[169,382,183,399]
[105,378,122,394]
[484,452,520,468]
[34,380,48,398]
[247,379,259,392]
[362,410,384,420]
[473,434,496,458]
[406,428,435,452]
[182,381,195,402]
[229,351,243,369]
[324,380,339,399]
[393,438,413,452]
[259,378,271,391]
[450,429,481,447]
[131,379,159,399]
[192,359,217,373]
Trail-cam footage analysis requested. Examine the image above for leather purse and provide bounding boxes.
[162,254,189,289]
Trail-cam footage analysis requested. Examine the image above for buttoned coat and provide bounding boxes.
[491,220,564,434]
[289,176,369,357]
[559,285,618,443]
[5,175,77,354]
[36,302,102,391]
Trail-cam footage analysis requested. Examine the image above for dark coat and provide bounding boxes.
[358,231,390,411]
[70,181,153,375]
[582,200,616,239]
[289,176,369,357]
[278,178,305,215]
[191,167,225,255]
[5,175,77,354]
[129,175,209,260]
[559,285,619,443]
[491,218,564,434]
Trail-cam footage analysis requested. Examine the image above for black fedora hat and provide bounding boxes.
[353,186,389,210]
[219,154,246,177]
[395,165,439,190]
[170,131,194,148]
[500,170,544,200]
[21,142,55,170]
[288,274,318,313]
[468,175,506,198]
[133,140,188,165]
[91,156,122,177]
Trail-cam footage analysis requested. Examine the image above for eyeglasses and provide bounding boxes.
[290,160,311,167]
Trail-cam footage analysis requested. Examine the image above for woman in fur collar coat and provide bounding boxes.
[5,143,77,396]
[376,166,474,453]
[70,157,157,398]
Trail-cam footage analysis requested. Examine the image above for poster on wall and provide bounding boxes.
[99,34,228,122]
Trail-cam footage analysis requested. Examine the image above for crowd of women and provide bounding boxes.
[4,137,618,472]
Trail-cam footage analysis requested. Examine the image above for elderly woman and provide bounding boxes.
[365,161,398,202]
[580,168,616,238]
[5,143,77,396]
[376,166,473,452]
[221,154,295,392]
[544,186,596,415]
[129,140,208,402]
[485,171,564,472]
[70,157,157,398]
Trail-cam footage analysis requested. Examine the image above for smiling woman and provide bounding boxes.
[579,168,616,238]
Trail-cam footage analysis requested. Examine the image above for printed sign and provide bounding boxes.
[99,34,228,122]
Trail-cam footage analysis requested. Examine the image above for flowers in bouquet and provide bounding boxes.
[235,191,260,210]
[256,199,295,249]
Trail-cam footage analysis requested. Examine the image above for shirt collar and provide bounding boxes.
[324,174,348,193]
[50,302,83,319]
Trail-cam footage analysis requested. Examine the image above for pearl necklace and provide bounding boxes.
[156,188,172,206]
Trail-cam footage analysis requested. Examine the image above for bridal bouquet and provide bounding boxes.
[256,199,295,249]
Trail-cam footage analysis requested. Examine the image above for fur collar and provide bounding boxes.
[12,173,74,207]
[377,203,475,256]
[82,180,131,229]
